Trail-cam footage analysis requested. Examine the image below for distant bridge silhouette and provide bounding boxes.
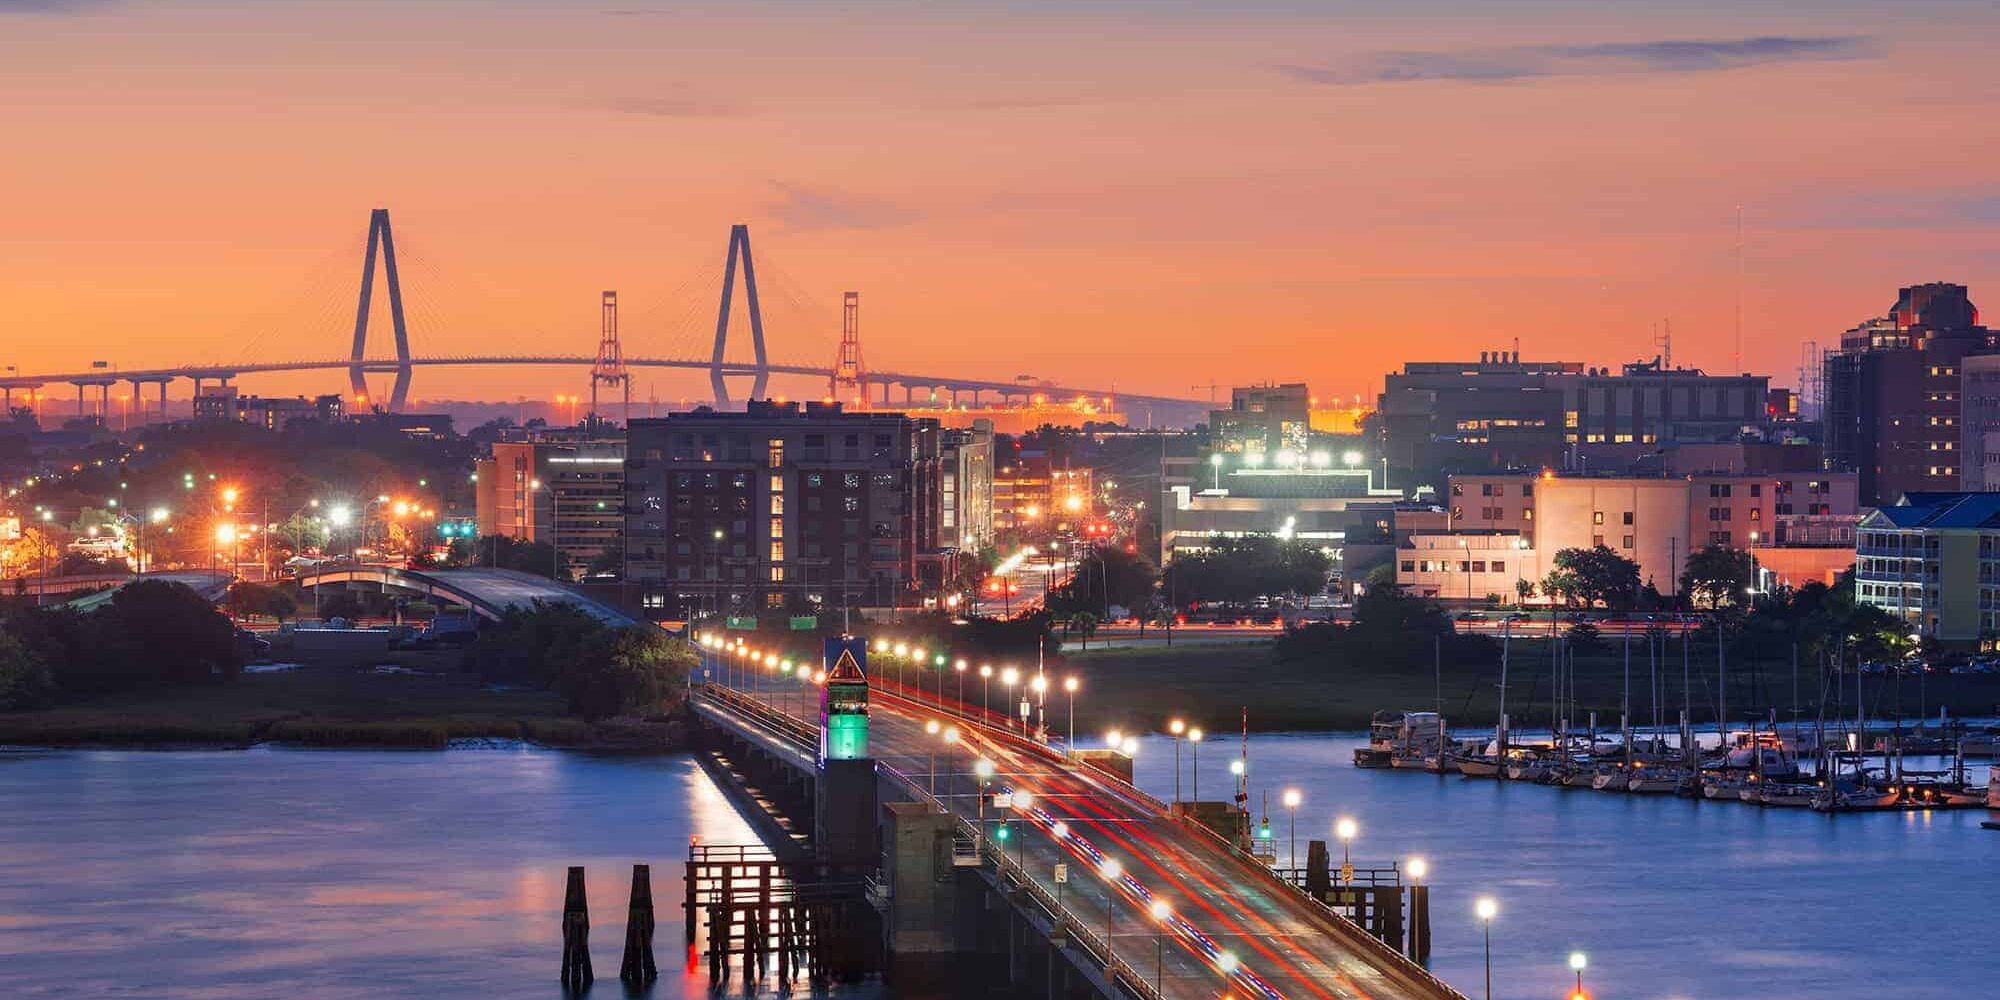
[1,210,1203,424]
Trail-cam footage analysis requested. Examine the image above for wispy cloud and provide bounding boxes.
[1283,35,1879,86]
[766,183,919,232]
[0,0,117,11]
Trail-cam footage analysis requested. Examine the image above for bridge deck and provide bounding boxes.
[695,675,1464,1000]
[297,566,636,626]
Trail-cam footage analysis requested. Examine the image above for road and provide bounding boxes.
[716,667,1463,1000]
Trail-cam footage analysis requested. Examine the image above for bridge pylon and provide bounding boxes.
[709,224,769,408]
[349,208,414,412]
[591,290,631,426]
[829,291,868,409]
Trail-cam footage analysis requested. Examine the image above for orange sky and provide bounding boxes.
[4,1,1998,407]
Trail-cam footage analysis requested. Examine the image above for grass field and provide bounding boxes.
[0,655,617,749]
[1062,638,2000,736]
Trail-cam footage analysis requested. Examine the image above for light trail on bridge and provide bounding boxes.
[695,635,1467,1000]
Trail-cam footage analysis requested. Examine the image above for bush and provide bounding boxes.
[0,633,53,710]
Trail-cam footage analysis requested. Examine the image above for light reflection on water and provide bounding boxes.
[1131,732,1994,1000]
[0,746,882,1000]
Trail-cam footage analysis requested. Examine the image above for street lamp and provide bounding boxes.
[1407,857,1428,884]
[1000,666,1020,732]
[925,719,942,793]
[1335,817,1358,879]
[1062,676,1080,754]
[1475,897,1498,1000]
[1148,899,1172,990]
[954,658,968,715]
[979,664,993,721]
[974,758,995,844]
[1209,453,1223,490]
[1569,951,1588,1000]
[1282,789,1301,871]
[1187,727,1204,803]
[1168,718,1186,804]
[1099,857,1122,945]
[1029,673,1047,740]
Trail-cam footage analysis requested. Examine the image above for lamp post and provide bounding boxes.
[1569,951,1587,1000]
[1282,789,1301,871]
[979,664,993,723]
[1100,858,1122,946]
[1148,899,1171,990]
[1335,817,1357,883]
[925,719,941,793]
[1001,667,1020,733]
[1476,897,1498,1000]
[1209,453,1222,491]
[1168,719,1186,805]
[1030,674,1048,741]
[1187,727,1204,802]
[954,658,968,716]
[974,758,995,846]
[1063,677,1080,755]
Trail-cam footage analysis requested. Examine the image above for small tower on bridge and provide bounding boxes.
[829,291,868,409]
[590,290,631,427]
[816,635,878,870]
[709,224,770,408]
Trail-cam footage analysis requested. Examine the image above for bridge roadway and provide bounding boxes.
[697,671,1465,1000]
[0,355,1204,411]
[296,566,636,626]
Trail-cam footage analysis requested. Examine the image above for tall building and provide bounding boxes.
[1210,383,1311,457]
[939,420,995,552]
[1854,492,2000,640]
[622,401,942,618]
[1378,353,1771,492]
[1823,282,1995,504]
[473,439,625,580]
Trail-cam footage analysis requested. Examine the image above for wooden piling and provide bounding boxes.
[620,863,658,983]
[560,866,594,990]
[1407,884,1432,962]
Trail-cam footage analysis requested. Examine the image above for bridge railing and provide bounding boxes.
[872,758,1166,1000]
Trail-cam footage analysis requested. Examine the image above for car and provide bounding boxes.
[234,628,273,661]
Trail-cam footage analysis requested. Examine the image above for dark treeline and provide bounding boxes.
[0,580,242,710]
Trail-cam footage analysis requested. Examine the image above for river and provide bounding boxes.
[2,740,1989,999]
[0,745,882,1000]
[1129,731,1994,1000]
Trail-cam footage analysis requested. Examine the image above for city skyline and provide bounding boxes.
[5,1,2000,404]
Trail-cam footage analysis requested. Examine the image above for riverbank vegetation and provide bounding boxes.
[0,592,695,749]
[1064,576,2000,735]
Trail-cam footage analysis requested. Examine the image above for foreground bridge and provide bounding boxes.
[688,654,1465,1000]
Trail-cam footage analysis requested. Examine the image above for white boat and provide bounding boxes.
[1505,759,1551,782]
[1562,766,1601,789]
[1591,768,1628,791]
[1812,786,1899,812]
[1702,774,1747,800]
[1359,710,1448,769]
[1628,768,1686,794]
[1757,783,1818,808]
[1457,756,1500,778]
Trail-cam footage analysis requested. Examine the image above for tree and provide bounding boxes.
[555,626,694,720]
[0,632,53,710]
[1681,545,1756,610]
[469,534,567,579]
[98,580,244,687]
[1550,546,1641,609]
[225,581,297,622]
[1048,545,1157,620]
[1,528,61,579]
[1161,535,1331,609]
[1514,578,1536,605]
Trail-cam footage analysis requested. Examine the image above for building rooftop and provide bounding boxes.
[1869,492,2000,529]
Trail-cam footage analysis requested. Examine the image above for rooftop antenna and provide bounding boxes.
[1655,319,1673,371]
[1734,205,1744,375]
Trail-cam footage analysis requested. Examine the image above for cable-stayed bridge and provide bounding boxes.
[1,210,1204,426]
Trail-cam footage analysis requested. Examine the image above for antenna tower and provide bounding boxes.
[830,291,868,408]
[1655,319,1673,371]
[591,290,631,428]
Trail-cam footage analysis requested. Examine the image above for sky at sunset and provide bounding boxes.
[4,0,1999,408]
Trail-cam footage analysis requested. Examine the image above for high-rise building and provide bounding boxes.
[622,401,942,618]
[1823,282,1995,504]
[939,420,995,552]
[1378,353,1770,492]
[473,439,625,580]
[1210,383,1311,457]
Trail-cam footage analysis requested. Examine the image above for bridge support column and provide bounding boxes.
[881,802,962,989]
[99,384,111,422]
[75,383,84,421]
[192,376,204,402]
[159,380,170,421]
